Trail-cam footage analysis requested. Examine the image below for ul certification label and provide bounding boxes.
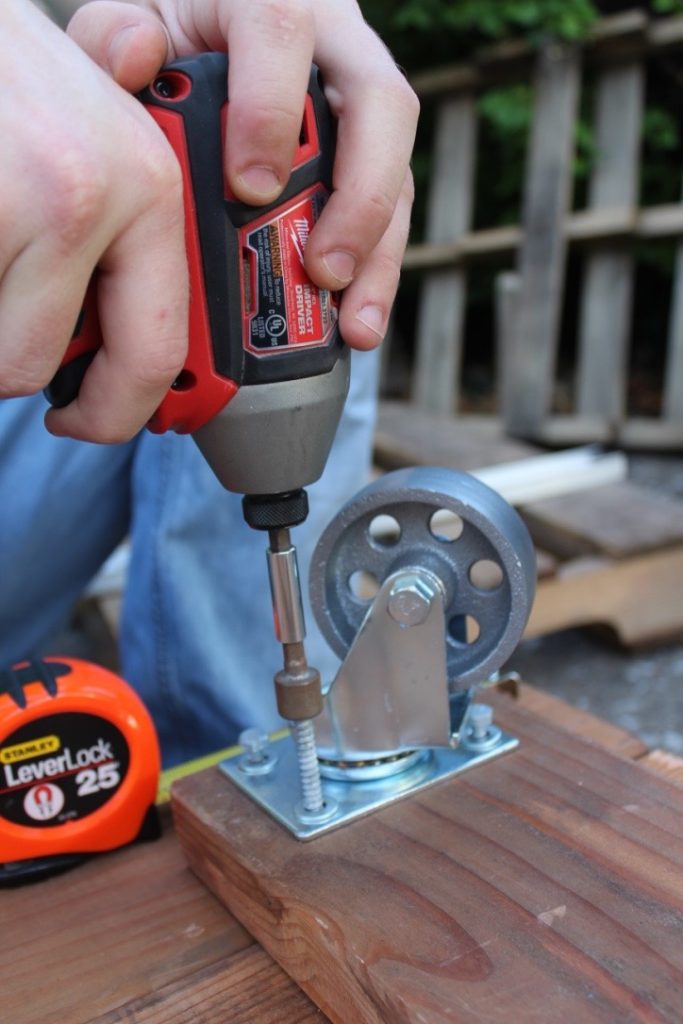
[0,712,130,829]
[242,185,338,354]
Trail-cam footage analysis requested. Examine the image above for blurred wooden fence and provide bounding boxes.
[400,10,683,449]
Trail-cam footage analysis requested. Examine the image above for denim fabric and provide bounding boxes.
[0,349,379,765]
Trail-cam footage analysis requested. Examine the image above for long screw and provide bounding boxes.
[290,720,325,812]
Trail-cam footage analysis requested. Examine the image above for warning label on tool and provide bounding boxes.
[241,185,338,355]
[0,712,130,828]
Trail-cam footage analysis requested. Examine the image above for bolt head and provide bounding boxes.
[387,575,435,627]
[239,727,268,758]
[467,703,494,739]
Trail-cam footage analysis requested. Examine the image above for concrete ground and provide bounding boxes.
[507,454,683,756]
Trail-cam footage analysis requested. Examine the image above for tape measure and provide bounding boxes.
[0,658,161,885]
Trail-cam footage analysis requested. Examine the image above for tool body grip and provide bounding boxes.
[45,53,341,435]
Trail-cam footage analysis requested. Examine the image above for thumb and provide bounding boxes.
[67,1,171,93]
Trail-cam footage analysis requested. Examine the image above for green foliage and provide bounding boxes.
[652,0,683,12]
[361,0,598,69]
[391,0,597,41]
[643,108,679,153]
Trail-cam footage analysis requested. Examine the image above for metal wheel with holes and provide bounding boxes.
[309,466,536,690]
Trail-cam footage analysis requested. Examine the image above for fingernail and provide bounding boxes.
[322,251,356,285]
[355,305,386,340]
[236,166,282,201]
[107,25,138,78]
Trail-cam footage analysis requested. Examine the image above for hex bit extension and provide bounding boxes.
[266,527,324,813]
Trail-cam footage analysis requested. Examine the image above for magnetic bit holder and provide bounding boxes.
[220,467,537,839]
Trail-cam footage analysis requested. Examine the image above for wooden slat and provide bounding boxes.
[516,413,683,448]
[617,418,683,449]
[413,97,477,414]
[521,481,683,560]
[664,184,683,422]
[374,401,536,472]
[90,947,324,1024]
[403,203,683,272]
[495,271,521,422]
[639,750,683,786]
[576,62,643,423]
[525,546,683,647]
[504,43,581,437]
[410,12,683,99]
[173,695,683,1024]
[0,812,254,1024]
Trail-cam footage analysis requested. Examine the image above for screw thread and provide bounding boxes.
[290,720,324,812]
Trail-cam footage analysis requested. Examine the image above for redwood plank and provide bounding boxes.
[90,947,324,1024]
[173,697,683,1024]
[1,813,253,1024]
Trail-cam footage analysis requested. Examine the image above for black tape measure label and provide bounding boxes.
[0,712,130,829]
[242,185,337,355]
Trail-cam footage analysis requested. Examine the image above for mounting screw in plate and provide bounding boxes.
[460,703,503,751]
[238,728,278,776]
[295,798,339,826]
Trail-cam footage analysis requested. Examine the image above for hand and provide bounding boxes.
[68,0,419,351]
[0,0,188,442]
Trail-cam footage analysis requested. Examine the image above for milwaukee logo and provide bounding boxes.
[2,738,113,787]
[289,216,310,265]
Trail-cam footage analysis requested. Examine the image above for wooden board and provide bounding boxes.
[89,947,323,1024]
[5,685,680,1024]
[1,807,322,1024]
[521,482,683,560]
[374,403,536,473]
[576,61,642,423]
[504,43,580,436]
[413,97,477,415]
[526,547,683,646]
[172,691,683,1024]
[664,180,683,422]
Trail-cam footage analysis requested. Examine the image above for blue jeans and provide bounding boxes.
[0,350,379,765]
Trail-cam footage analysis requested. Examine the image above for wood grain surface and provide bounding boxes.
[521,482,683,560]
[1,807,322,1024]
[525,546,683,646]
[173,690,683,1024]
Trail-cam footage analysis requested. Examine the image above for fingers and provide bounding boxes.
[67,2,171,92]
[0,244,92,399]
[0,0,189,442]
[72,0,317,208]
[338,169,414,350]
[304,51,419,295]
[222,0,315,203]
[45,156,188,443]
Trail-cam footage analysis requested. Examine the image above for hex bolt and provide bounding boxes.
[239,727,269,763]
[467,703,493,741]
[238,728,280,778]
[387,574,437,627]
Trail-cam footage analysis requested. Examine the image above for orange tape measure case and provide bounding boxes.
[0,658,161,884]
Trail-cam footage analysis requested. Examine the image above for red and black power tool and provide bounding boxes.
[44,53,351,772]
[0,658,160,885]
[46,52,349,529]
